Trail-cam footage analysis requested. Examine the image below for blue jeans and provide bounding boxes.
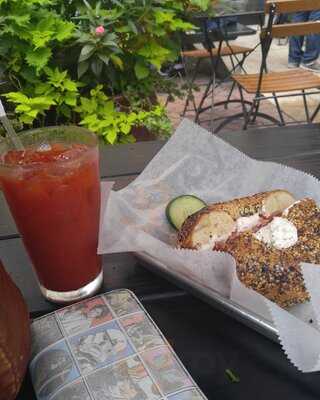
[289,10,320,64]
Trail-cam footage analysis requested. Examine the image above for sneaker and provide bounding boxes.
[300,61,320,72]
[288,61,300,69]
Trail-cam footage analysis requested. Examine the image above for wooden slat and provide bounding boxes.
[99,140,164,178]
[265,0,319,13]
[232,69,320,93]
[181,45,252,59]
[215,123,320,163]
[271,21,320,38]
[1,238,182,314]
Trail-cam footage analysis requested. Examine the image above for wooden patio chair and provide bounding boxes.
[180,20,256,121]
[232,0,320,129]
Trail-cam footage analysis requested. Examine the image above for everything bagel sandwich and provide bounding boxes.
[221,198,320,306]
[174,191,319,307]
[177,190,296,250]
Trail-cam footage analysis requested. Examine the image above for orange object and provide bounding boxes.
[0,259,30,400]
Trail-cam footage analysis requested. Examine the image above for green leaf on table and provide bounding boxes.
[225,369,240,383]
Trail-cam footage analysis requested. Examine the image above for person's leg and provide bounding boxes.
[301,10,320,65]
[288,11,309,65]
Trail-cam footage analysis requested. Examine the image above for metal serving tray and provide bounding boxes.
[136,252,279,343]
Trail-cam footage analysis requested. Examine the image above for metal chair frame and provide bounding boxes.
[182,15,272,133]
[196,20,265,133]
[238,3,320,130]
[180,29,245,118]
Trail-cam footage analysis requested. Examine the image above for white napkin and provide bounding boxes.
[99,119,320,372]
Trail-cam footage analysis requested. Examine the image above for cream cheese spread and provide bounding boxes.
[254,217,298,249]
[236,213,260,232]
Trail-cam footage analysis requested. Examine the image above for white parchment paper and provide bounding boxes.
[99,119,320,372]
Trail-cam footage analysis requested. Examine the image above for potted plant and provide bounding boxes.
[0,0,211,144]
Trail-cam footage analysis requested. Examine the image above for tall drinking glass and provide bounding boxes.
[0,126,102,303]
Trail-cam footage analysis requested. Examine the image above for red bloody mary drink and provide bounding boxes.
[0,127,102,303]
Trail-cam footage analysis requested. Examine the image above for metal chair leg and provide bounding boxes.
[195,41,222,126]
[229,54,236,72]
[225,40,247,74]
[227,54,248,111]
[195,78,213,123]
[251,100,261,123]
[238,85,250,128]
[272,92,285,125]
[243,98,258,130]
[311,101,320,122]
[225,81,236,109]
[209,66,216,133]
[181,58,201,117]
[302,89,311,123]
[224,55,237,109]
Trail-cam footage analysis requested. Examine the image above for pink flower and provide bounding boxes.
[95,26,105,36]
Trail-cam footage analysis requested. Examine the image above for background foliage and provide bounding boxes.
[0,0,211,144]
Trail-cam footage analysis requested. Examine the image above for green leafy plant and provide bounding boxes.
[141,106,173,138]
[0,0,75,83]
[4,92,55,125]
[76,85,172,144]
[0,0,211,143]
[4,67,81,125]
[71,0,197,92]
[75,7,123,80]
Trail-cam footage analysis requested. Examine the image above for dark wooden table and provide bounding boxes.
[2,123,320,399]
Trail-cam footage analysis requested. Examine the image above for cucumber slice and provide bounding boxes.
[166,195,206,230]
